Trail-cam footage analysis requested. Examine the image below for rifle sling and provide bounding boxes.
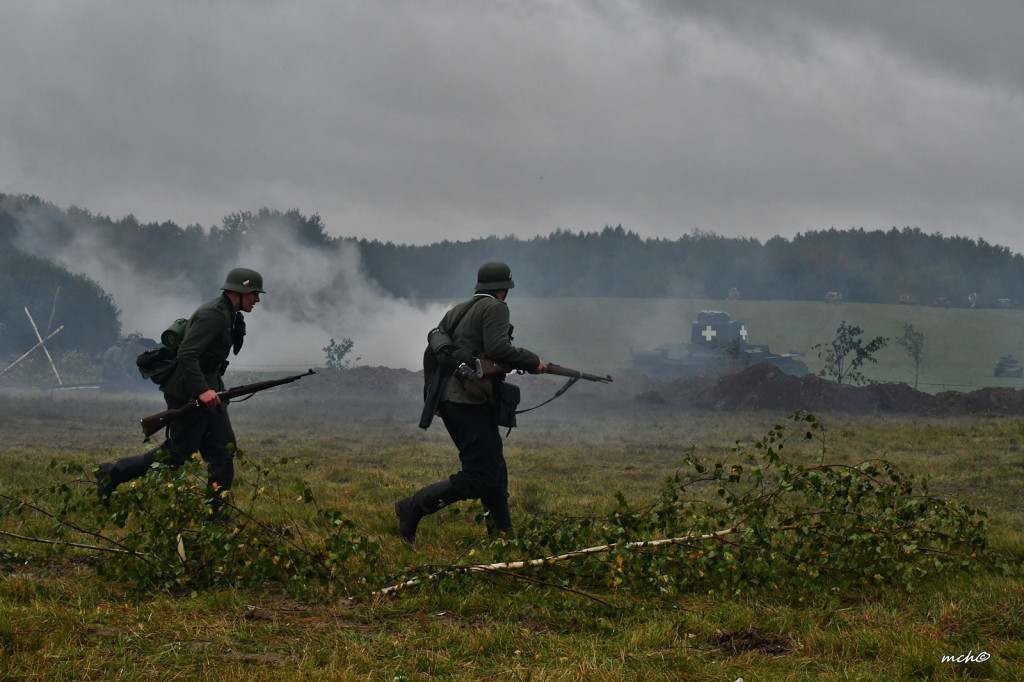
[513,376,580,415]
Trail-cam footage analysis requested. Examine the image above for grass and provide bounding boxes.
[502,297,1024,393]
[2,387,1023,680]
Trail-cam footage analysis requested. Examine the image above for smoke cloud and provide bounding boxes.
[10,208,447,372]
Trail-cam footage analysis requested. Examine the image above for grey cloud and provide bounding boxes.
[1,0,1022,254]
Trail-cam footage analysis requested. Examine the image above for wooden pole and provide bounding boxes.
[24,307,62,384]
[45,286,61,336]
[0,326,64,376]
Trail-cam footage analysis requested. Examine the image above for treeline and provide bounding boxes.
[3,191,1024,360]
[358,225,1024,305]
[0,195,344,359]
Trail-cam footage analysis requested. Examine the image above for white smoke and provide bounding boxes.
[227,225,447,370]
[11,207,448,371]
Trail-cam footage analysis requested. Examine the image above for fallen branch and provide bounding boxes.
[0,529,129,554]
[374,527,738,597]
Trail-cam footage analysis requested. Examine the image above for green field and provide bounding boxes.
[1,383,1022,680]
[500,298,1024,392]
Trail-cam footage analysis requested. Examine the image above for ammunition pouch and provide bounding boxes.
[492,380,520,429]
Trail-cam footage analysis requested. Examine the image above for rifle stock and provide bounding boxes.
[140,369,315,437]
[474,358,612,383]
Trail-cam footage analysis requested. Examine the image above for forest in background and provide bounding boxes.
[2,191,1024,360]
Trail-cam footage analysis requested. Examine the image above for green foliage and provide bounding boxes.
[0,450,378,596]
[1,399,1020,680]
[390,412,996,602]
[813,320,889,385]
[896,323,926,389]
[323,337,359,369]
[0,412,1001,604]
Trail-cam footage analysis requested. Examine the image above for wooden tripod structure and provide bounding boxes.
[0,288,64,383]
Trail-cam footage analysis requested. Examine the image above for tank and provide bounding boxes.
[631,310,808,380]
[101,333,160,392]
[993,355,1022,378]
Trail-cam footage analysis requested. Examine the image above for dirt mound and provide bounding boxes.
[301,363,1024,416]
[934,386,1024,415]
[301,366,424,400]
[680,362,1023,416]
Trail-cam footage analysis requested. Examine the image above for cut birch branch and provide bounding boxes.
[375,526,738,597]
[0,529,130,555]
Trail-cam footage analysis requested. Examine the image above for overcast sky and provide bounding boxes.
[2,1,1022,253]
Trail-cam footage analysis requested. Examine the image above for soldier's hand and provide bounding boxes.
[198,389,221,408]
[532,360,548,374]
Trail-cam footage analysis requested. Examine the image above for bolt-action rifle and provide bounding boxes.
[139,369,315,438]
[473,357,612,413]
[474,357,612,384]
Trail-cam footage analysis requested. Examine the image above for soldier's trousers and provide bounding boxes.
[434,401,511,530]
[105,395,236,504]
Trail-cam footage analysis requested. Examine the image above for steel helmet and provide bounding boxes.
[221,268,266,294]
[476,262,515,291]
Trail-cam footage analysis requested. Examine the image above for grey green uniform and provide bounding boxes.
[396,289,540,540]
[163,294,236,400]
[98,292,243,516]
[441,293,540,403]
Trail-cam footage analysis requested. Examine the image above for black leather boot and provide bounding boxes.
[95,463,116,504]
[481,488,512,534]
[394,478,462,543]
[96,448,161,503]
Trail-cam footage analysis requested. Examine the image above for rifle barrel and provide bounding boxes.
[476,358,611,383]
[139,369,315,438]
[545,363,613,383]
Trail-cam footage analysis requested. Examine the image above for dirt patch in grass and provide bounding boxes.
[712,627,796,657]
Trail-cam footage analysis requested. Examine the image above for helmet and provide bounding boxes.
[476,262,515,291]
[222,268,266,294]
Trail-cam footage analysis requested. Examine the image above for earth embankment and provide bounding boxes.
[302,364,1024,416]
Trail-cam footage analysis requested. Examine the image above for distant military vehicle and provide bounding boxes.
[993,355,1022,378]
[101,333,159,392]
[631,310,808,380]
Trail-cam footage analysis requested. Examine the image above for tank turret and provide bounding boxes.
[632,310,807,380]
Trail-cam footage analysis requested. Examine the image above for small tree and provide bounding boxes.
[813,320,888,386]
[323,337,359,369]
[895,323,926,390]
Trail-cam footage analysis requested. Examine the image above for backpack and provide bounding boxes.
[135,317,186,385]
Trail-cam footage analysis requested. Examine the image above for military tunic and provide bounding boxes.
[437,292,540,530]
[439,293,540,403]
[163,294,236,401]
[100,292,242,512]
